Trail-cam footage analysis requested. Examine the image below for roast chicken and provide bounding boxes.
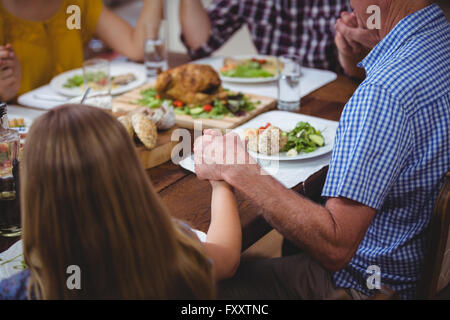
[155,64,228,105]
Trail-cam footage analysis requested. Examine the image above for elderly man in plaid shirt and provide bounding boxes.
[180,0,351,71]
[194,0,450,299]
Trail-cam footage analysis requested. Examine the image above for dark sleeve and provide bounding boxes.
[181,0,244,59]
[0,270,31,300]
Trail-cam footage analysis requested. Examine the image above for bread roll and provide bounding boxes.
[131,113,158,149]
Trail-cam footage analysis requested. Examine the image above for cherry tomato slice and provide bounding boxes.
[203,104,213,112]
[251,58,267,65]
[173,100,184,108]
[258,123,271,132]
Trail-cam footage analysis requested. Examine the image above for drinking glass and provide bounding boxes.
[82,58,113,110]
[277,55,302,112]
[0,103,21,237]
[144,20,168,78]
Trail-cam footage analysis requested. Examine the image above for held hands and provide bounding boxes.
[194,129,258,182]
[334,12,379,78]
[0,44,21,102]
[335,12,379,54]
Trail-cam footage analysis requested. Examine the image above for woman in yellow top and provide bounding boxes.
[0,0,163,101]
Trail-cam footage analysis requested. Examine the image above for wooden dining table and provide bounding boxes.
[0,52,360,254]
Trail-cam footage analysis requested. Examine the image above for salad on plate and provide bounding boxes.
[220,57,280,79]
[243,121,325,157]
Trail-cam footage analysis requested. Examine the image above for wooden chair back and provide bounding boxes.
[418,171,450,299]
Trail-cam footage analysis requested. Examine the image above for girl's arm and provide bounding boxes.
[95,0,164,62]
[204,181,242,281]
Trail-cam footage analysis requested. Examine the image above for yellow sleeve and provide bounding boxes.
[81,0,104,44]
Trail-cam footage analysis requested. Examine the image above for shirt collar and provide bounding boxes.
[359,4,445,74]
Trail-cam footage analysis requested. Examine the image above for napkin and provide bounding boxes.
[179,153,331,189]
[220,67,337,99]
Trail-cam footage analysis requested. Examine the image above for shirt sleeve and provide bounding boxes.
[81,0,104,45]
[180,0,244,59]
[322,84,413,210]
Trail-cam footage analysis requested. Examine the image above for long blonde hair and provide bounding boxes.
[20,104,214,299]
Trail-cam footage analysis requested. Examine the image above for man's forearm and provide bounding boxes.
[179,0,211,49]
[223,165,353,271]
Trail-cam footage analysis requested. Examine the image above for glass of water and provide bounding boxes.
[144,20,168,78]
[277,55,302,112]
[82,58,113,110]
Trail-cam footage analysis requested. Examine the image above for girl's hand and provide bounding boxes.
[206,177,241,280]
[0,45,21,101]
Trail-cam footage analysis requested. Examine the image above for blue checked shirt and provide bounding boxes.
[322,4,450,299]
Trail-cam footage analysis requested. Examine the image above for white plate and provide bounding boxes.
[233,111,338,161]
[194,55,279,84]
[50,62,147,97]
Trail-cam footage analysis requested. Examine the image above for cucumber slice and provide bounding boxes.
[189,107,204,116]
[309,134,325,147]
[174,109,187,115]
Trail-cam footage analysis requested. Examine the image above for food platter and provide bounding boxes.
[113,82,277,130]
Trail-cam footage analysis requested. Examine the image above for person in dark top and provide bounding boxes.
[179,0,351,71]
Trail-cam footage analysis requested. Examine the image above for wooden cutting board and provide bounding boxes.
[135,127,178,169]
[112,83,277,130]
[112,108,179,170]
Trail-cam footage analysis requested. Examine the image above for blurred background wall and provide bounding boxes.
[106,0,449,57]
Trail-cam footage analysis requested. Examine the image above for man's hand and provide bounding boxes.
[335,12,380,50]
[334,12,378,79]
[0,44,21,102]
[194,129,258,182]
